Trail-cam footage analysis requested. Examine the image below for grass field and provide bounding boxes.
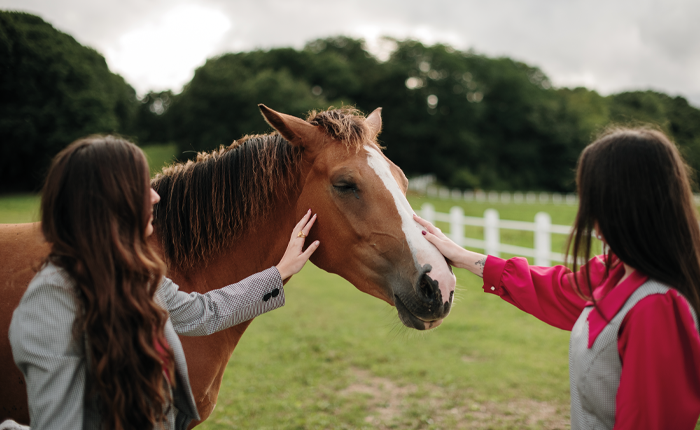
[0,145,691,429]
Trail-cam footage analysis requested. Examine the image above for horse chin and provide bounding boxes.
[394,294,443,331]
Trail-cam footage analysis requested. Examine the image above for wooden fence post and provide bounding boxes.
[450,206,464,246]
[534,212,552,266]
[484,209,499,257]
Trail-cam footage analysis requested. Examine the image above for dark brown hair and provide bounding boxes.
[41,135,174,430]
[568,127,700,319]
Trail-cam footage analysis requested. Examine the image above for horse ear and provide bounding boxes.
[258,104,317,146]
[366,107,382,139]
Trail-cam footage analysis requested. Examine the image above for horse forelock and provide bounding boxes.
[306,107,377,152]
[150,134,303,270]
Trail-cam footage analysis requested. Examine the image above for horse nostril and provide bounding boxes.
[449,290,454,303]
[419,275,432,299]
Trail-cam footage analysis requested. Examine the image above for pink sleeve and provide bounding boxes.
[614,291,700,430]
[482,255,604,330]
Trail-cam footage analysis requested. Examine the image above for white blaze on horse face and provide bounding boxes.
[364,146,456,307]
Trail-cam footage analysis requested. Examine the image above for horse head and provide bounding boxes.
[259,105,456,330]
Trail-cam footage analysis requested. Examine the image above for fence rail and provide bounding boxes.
[420,203,574,266]
[408,175,578,206]
[409,174,700,206]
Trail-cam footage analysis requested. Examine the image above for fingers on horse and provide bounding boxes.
[413,214,429,227]
[302,240,320,258]
[414,214,442,236]
[291,211,312,239]
[421,230,435,243]
[302,214,317,235]
[298,210,312,226]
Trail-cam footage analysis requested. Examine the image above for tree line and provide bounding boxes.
[3,11,700,192]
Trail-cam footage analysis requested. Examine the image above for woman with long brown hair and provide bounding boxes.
[415,127,700,429]
[8,135,319,430]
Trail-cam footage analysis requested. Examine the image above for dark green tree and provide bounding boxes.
[131,90,174,145]
[361,40,585,191]
[0,11,137,191]
[607,91,700,182]
[167,51,328,154]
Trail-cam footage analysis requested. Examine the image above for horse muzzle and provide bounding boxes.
[393,272,454,330]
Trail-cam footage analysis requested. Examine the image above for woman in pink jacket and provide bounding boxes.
[415,127,700,429]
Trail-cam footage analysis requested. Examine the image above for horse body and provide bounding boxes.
[0,106,456,427]
[0,223,49,422]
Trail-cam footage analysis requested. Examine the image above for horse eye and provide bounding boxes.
[333,183,360,199]
[333,183,356,191]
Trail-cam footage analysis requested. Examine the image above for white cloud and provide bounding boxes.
[104,4,231,94]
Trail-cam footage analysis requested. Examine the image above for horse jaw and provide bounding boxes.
[364,145,457,329]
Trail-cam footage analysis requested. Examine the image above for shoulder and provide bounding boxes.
[618,286,700,365]
[10,262,82,357]
[28,261,77,292]
[19,262,79,312]
[622,287,699,338]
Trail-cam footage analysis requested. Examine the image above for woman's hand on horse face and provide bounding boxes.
[413,214,487,278]
[276,210,320,281]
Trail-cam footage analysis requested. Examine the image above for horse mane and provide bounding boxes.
[151,107,374,269]
[306,106,373,152]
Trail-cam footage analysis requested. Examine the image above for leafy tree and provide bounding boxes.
[362,40,583,191]
[608,91,700,181]
[9,14,699,194]
[167,52,327,153]
[0,11,137,191]
[131,90,174,145]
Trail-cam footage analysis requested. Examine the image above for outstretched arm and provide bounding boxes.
[414,213,592,330]
[163,211,320,336]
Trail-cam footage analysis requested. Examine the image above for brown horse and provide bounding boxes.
[0,105,456,427]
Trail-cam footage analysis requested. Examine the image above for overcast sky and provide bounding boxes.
[3,0,699,106]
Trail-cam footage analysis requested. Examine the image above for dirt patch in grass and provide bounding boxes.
[340,367,570,430]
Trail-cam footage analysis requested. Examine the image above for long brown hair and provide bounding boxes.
[41,135,175,430]
[568,127,700,319]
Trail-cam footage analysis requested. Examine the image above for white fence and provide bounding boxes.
[409,174,700,206]
[408,175,578,206]
[420,203,573,266]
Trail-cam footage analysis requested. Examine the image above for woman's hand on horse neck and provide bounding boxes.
[275,210,320,281]
[413,214,487,278]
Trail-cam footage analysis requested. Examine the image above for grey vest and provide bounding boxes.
[569,279,699,429]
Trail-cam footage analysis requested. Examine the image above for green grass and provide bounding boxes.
[202,264,572,430]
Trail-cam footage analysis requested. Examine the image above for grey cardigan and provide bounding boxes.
[9,262,285,430]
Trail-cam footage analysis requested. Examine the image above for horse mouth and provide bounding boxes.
[394,294,443,330]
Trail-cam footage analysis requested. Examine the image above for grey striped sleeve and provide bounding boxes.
[8,265,86,430]
[159,267,285,336]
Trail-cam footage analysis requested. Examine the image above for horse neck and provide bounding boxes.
[162,180,302,295]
